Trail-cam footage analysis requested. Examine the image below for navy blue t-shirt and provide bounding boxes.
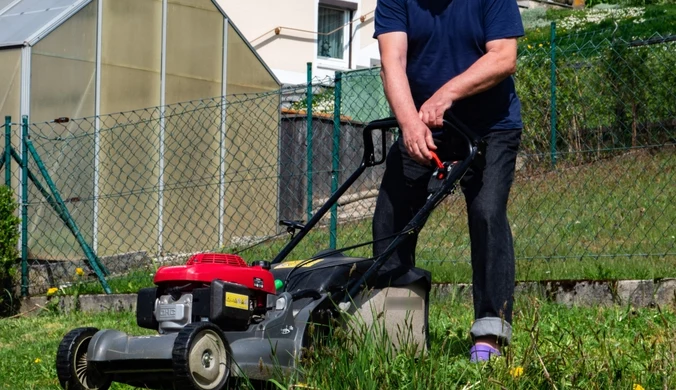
[374,0,525,132]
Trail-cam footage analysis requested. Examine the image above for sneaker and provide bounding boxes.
[469,344,501,363]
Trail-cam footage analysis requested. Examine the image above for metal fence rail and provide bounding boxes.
[1,20,674,295]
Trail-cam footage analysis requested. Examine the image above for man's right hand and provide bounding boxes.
[377,31,437,166]
[400,118,437,166]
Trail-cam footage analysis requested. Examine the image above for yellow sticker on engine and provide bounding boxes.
[225,292,249,310]
[273,259,323,269]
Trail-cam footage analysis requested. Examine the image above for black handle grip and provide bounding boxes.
[362,118,398,167]
[360,115,480,167]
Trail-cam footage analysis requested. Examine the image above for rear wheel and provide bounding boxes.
[172,322,231,390]
[56,327,111,390]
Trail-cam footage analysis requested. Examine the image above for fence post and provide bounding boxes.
[4,117,10,187]
[306,62,314,222]
[330,72,342,250]
[20,116,28,297]
[24,132,112,293]
[550,21,558,168]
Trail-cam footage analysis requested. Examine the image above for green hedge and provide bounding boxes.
[516,30,675,168]
[0,186,19,316]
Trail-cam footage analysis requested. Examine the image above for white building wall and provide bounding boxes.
[217,0,380,85]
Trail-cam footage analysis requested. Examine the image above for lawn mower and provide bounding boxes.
[55,116,482,390]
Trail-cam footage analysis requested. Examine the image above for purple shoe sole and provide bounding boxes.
[469,344,501,362]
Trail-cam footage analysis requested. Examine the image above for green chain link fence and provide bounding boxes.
[1,20,674,296]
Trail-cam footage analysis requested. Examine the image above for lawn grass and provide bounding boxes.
[1,295,674,389]
[53,147,675,295]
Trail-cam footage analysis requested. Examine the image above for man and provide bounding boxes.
[372,0,524,362]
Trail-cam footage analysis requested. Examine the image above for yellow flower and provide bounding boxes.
[633,385,645,390]
[539,43,544,48]
[46,287,59,296]
[34,358,41,364]
[75,267,84,276]
[527,45,533,49]
[510,366,524,378]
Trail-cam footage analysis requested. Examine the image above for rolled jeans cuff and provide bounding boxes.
[470,317,513,345]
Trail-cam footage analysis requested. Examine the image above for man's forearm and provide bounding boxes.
[436,49,516,103]
[380,63,419,127]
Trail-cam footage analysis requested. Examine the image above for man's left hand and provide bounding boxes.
[419,90,453,128]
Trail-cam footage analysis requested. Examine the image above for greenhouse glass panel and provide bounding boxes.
[100,0,161,114]
[167,0,214,11]
[0,48,20,121]
[163,0,223,253]
[27,0,98,260]
[226,23,279,94]
[165,0,223,104]
[223,21,280,244]
[0,48,21,189]
[98,0,162,257]
[31,0,97,122]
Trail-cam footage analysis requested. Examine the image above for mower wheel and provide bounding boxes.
[172,322,231,390]
[56,327,111,390]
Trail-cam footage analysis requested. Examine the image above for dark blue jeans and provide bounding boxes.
[372,128,522,345]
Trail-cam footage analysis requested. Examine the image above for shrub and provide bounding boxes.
[0,186,19,316]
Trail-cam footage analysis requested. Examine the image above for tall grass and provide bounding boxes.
[1,295,674,389]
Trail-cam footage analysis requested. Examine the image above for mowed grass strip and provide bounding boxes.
[0,296,674,389]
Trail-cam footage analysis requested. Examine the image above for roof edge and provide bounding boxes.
[0,0,21,17]
[210,0,282,88]
[25,0,93,47]
[0,42,25,49]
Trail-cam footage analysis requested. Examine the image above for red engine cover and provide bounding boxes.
[153,253,276,295]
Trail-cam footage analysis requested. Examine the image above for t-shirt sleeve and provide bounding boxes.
[483,0,525,42]
[373,0,407,39]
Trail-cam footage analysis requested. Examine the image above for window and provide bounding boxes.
[317,5,350,62]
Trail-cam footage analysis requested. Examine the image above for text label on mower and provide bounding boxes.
[225,292,249,310]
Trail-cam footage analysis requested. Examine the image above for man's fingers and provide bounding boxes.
[425,130,437,151]
[417,138,433,161]
[434,113,443,128]
[421,110,429,127]
[406,139,429,165]
[408,142,422,162]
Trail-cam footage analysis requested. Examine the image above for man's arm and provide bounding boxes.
[418,38,519,128]
[378,32,437,165]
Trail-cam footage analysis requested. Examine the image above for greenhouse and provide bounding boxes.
[0,0,282,293]
[0,0,279,122]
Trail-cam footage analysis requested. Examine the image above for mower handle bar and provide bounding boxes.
[364,113,481,151]
[271,114,479,266]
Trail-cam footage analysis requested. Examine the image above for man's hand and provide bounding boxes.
[378,32,438,166]
[419,89,453,128]
[401,118,437,165]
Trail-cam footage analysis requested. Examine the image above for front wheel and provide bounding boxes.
[56,327,111,390]
[172,322,231,390]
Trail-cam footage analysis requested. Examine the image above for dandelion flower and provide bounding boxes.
[47,287,59,296]
[34,358,41,364]
[538,43,543,48]
[527,45,532,49]
[633,385,645,390]
[75,267,84,276]
[510,366,524,378]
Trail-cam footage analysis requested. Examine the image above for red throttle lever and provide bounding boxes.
[430,152,444,170]
[430,152,447,180]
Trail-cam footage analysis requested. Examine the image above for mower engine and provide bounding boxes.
[137,253,276,334]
